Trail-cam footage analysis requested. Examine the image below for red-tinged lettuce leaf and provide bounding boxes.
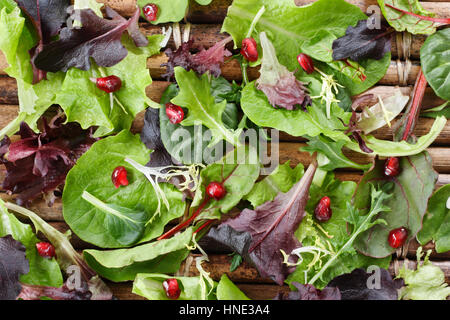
[274,282,341,300]
[257,32,311,111]
[162,37,232,80]
[207,159,318,285]
[17,280,92,300]
[353,152,438,258]
[15,0,71,83]
[0,114,96,206]
[34,7,148,72]
[327,268,403,300]
[0,235,29,300]
[332,15,393,62]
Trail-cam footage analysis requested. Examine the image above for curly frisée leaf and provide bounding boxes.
[34,7,148,72]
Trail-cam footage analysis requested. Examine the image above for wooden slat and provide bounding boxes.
[4,202,449,260]
[146,53,428,86]
[99,0,450,22]
[0,77,445,111]
[2,105,449,144]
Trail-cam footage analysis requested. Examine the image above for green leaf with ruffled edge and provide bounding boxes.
[0,200,63,287]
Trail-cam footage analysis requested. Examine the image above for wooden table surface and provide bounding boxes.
[0,0,449,300]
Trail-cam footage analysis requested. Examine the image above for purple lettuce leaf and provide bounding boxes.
[17,280,92,300]
[15,0,71,83]
[162,37,232,80]
[0,235,29,300]
[274,283,341,300]
[34,7,148,72]
[328,268,403,300]
[140,107,174,168]
[207,159,317,285]
[332,15,393,62]
[256,32,311,111]
[0,113,97,206]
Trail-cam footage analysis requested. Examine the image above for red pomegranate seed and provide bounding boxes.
[241,38,258,62]
[314,196,332,222]
[165,103,184,124]
[112,166,129,188]
[162,278,181,299]
[94,75,122,93]
[36,242,56,258]
[143,3,158,22]
[297,53,315,74]
[384,157,401,177]
[206,182,226,200]
[388,227,408,248]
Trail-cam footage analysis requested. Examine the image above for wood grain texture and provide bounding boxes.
[98,0,450,22]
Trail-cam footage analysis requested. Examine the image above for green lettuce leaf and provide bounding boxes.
[345,116,447,157]
[397,247,450,300]
[216,274,250,300]
[56,35,163,137]
[160,78,239,165]
[378,0,438,35]
[133,272,217,300]
[302,135,371,171]
[244,161,304,207]
[191,146,260,221]
[63,130,186,248]
[84,228,193,282]
[222,0,391,95]
[0,199,63,287]
[417,184,450,253]
[171,67,241,147]
[241,81,351,142]
[287,174,391,289]
[420,28,450,101]
[138,0,213,24]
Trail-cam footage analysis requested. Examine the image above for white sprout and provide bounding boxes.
[311,68,343,120]
[125,158,203,225]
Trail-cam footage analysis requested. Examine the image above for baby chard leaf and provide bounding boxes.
[353,152,438,258]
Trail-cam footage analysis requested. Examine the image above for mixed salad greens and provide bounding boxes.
[0,0,449,300]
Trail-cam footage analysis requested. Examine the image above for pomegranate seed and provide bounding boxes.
[112,166,129,188]
[384,157,401,177]
[240,38,258,62]
[94,75,122,93]
[206,182,226,200]
[165,103,184,124]
[36,242,55,258]
[297,53,315,74]
[314,196,332,222]
[142,3,158,22]
[388,227,408,248]
[162,278,181,299]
